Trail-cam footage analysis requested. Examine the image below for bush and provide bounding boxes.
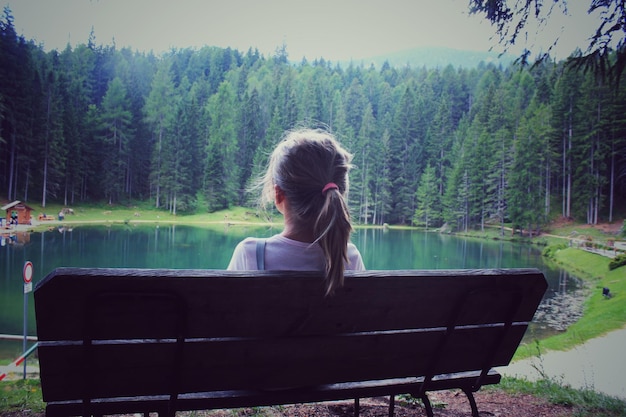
[609,253,626,271]
[542,243,567,259]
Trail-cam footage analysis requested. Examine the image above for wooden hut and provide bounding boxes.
[1,201,34,226]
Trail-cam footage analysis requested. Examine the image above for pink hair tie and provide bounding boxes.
[322,182,339,195]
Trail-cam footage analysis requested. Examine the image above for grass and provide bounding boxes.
[498,376,626,417]
[26,202,267,228]
[0,379,44,415]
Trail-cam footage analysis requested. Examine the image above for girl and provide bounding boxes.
[227,128,364,295]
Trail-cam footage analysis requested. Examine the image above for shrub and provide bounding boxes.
[542,243,567,259]
[609,253,626,271]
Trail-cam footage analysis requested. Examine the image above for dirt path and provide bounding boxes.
[501,326,626,400]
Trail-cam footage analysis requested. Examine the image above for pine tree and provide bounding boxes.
[98,77,134,204]
[443,118,471,232]
[370,126,393,225]
[59,41,102,202]
[237,88,263,204]
[0,7,36,200]
[204,81,238,212]
[389,85,420,224]
[40,55,67,207]
[160,76,200,214]
[508,101,554,235]
[351,103,376,224]
[425,93,454,197]
[144,61,176,208]
[413,163,440,228]
[552,65,584,219]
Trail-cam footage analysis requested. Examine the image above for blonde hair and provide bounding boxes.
[261,128,353,295]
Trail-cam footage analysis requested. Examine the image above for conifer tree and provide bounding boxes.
[237,88,263,204]
[98,77,133,204]
[40,57,67,207]
[144,61,176,208]
[204,81,238,212]
[414,163,440,228]
[389,84,420,224]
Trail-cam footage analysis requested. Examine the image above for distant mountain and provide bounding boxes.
[339,46,515,69]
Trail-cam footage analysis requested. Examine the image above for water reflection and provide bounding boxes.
[533,269,585,331]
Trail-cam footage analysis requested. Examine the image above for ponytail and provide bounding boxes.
[315,187,352,295]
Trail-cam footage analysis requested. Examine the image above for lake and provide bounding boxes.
[0,224,585,358]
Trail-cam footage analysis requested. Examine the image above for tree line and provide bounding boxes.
[1,8,625,232]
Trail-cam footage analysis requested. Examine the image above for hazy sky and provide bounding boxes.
[4,0,601,62]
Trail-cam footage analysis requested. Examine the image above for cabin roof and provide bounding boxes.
[1,200,34,211]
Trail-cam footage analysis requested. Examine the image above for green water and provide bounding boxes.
[0,224,583,358]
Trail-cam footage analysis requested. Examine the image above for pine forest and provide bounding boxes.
[1,9,625,233]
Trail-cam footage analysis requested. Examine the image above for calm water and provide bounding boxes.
[0,224,584,357]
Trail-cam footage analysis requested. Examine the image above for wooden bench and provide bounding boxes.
[34,267,547,417]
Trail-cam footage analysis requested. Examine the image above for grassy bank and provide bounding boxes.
[21,202,268,229]
[514,247,626,360]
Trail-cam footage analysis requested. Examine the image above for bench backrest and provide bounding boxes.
[34,268,547,403]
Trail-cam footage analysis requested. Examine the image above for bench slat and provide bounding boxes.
[35,268,545,340]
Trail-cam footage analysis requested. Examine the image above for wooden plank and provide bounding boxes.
[35,268,547,340]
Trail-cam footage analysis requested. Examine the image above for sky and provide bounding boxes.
[4,0,603,63]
